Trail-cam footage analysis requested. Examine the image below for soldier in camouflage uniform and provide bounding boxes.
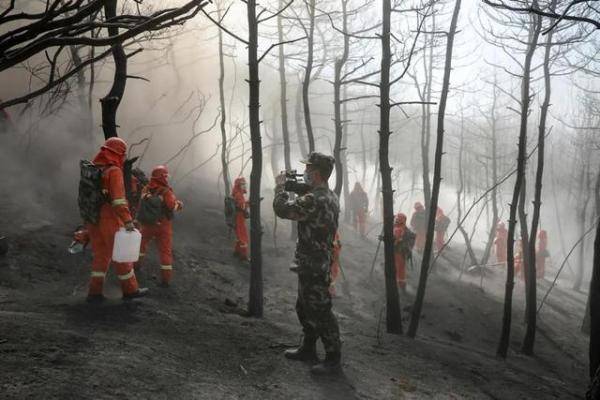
[273,152,342,375]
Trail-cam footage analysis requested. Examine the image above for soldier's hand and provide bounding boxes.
[275,172,286,186]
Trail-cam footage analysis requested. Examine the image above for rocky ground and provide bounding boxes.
[0,185,591,399]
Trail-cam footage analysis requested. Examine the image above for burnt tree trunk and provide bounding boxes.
[247,0,263,317]
[497,11,540,358]
[302,0,316,153]
[100,0,126,140]
[421,14,435,210]
[218,5,231,196]
[408,0,461,339]
[295,83,308,157]
[378,0,402,334]
[276,1,296,240]
[456,117,478,267]
[523,10,552,354]
[333,0,349,198]
[480,77,500,266]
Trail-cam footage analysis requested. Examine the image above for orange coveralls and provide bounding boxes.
[495,222,508,264]
[434,207,448,252]
[87,150,139,297]
[139,180,180,285]
[410,202,426,252]
[232,178,249,260]
[536,230,548,279]
[394,213,409,288]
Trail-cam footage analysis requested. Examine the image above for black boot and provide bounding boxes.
[284,340,318,363]
[311,351,341,375]
[122,287,149,300]
[86,294,105,304]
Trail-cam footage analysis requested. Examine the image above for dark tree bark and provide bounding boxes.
[217,5,231,196]
[333,0,349,198]
[421,14,435,210]
[295,83,308,157]
[523,6,553,354]
[246,0,263,317]
[497,10,540,358]
[302,0,316,153]
[100,0,127,140]
[341,85,351,224]
[277,0,291,174]
[378,0,402,334]
[575,162,592,291]
[408,0,461,339]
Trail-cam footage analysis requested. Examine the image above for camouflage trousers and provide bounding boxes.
[296,263,341,353]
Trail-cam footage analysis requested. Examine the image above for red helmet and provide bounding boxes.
[151,165,169,180]
[414,202,424,211]
[102,137,127,156]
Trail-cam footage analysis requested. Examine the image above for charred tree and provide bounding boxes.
[247,0,263,317]
[302,0,316,153]
[294,83,309,157]
[523,6,552,354]
[277,0,292,174]
[217,5,231,196]
[100,0,127,140]
[378,0,402,334]
[497,9,541,359]
[408,0,461,339]
[333,0,350,198]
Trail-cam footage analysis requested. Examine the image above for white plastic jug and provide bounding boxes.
[112,228,141,262]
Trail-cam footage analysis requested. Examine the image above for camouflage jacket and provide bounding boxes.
[273,183,339,266]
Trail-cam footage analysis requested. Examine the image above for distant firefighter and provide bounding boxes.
[536,230,549,280]
[514,239,523,279]
[410,202,427,252]
[329,231,342,297]
[79,137,147,303]
[137,165,183,287]
[435,207,451,252]
[349,182,369,237]
[393,213,416,291]
[494,221,508,264]
[231,177,250,261]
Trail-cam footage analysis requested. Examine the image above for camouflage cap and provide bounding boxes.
[300,151,335,179]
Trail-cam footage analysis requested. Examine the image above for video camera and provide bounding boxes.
[283,170,311,195]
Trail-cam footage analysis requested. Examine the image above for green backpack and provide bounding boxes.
[78,160,106,224]
[137,190,165,225]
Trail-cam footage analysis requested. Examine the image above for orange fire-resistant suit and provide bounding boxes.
[87,138,140,297]
[435,207,450,252]
[410,202,427,252]
[232,177,249,261]
[515,239,523,280]
[350,183,368,237]
[329,232,342,296]
[536,230,548,279]
[494,221,508,264]
[139,165,182,285]
[393,213,411,288]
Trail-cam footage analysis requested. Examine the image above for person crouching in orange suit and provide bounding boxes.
[329,232,342,296]
[536,230,549,279]
[232,177,250,261]
[139,165,183,287]
[87,138,147,303]
[494,221,508,264]
[410,202,427,252]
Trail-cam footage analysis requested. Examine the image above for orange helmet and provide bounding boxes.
[102,137,127,156]
[151,165,169,180]
[414,202,424,211]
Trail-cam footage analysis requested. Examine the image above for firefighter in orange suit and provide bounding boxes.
[139,165,183,287]
[495,221,508,264]
[232,177,249,261]
[87,137,147,303]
